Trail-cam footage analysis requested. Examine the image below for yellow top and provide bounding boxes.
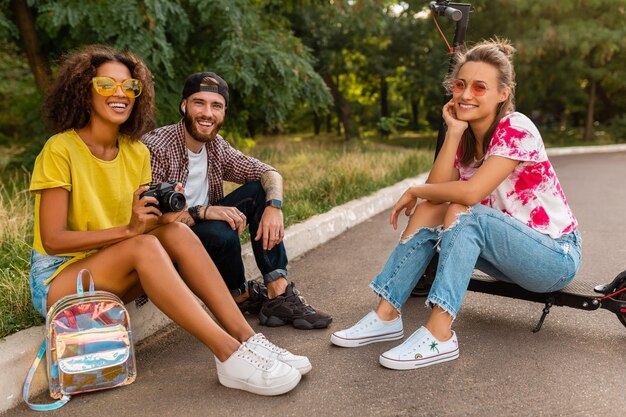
[30,129,152,284]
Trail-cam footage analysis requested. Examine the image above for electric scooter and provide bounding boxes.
[411,1,626,332]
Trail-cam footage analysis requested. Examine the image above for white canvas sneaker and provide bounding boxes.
[246,333,312,375]
[215,343,301,396]
[330,310,403,348]
[379,326,459,370]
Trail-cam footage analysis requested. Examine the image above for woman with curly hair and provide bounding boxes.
[331,38,582,370]
[30,44,308,395]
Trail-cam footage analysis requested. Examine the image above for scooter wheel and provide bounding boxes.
[410,257,437,298]
[410,279,432,297]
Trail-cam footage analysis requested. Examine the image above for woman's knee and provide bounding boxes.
[129,234,167,257]
[158,222,201,243]
[415,200,441,214]
[403,201,447,236]
[443,203,470,229]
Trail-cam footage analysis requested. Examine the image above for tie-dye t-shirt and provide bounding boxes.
[455,112,577,238]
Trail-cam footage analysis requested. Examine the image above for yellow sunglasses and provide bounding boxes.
[92,76,143,98]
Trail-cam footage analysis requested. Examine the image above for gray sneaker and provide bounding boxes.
[259,282,332,330]
[236,280,268,315]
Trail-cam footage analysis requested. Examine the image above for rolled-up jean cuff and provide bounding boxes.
[425,295,457,319]
[264,269,288,284]
[369,282,402,312]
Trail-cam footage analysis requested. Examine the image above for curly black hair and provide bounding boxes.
[43,44,155,139]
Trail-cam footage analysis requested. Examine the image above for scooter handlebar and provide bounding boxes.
[444,6,462,21]
[429,1,463,22]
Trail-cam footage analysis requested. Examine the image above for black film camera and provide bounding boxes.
[140,181,186,213]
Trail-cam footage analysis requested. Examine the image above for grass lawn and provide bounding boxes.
[0,134,432,338]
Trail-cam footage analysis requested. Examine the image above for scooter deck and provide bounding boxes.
[470,271,601,300]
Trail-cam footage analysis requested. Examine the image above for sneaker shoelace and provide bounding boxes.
[247,280,267,299]
[284,287,316,314]
[252,334,289,355]
[237,344,275,371]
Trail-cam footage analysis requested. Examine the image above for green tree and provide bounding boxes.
[279,0,398,140]
[1,0,331,145]
[468,0,626,139]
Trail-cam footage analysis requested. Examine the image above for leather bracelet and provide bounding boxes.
[188,205,203,224]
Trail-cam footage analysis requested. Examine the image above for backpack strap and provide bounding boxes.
[23,340,70,411]
[77,269,95,294]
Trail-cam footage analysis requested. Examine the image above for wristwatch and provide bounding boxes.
[265,199,283,209]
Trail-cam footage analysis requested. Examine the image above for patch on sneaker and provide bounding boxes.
[430,341,439,354]
[414,353,423,359]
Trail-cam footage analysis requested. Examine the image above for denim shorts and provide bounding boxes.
[30,249,73,317]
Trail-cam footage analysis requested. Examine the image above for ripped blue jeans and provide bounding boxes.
[370,204,582,319]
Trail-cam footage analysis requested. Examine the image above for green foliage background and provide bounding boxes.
[1,0,625,338]
[1,0,625,164]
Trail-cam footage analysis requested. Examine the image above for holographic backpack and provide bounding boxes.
[23,269,136,411]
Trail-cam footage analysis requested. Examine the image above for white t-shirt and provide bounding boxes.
[455,112,578,239]
[186,147,209,207]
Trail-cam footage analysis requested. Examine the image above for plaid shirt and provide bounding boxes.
[141,121,275,204]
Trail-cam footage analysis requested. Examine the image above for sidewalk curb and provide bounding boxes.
[2,142,625,413]
[545,143,626,156]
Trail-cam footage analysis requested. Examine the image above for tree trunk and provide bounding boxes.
[313,112,321,135]
[246,118,257,138]
[584,79,596,142]
[326,114,332,134]
[595,83,614,123]
[410,95,418,129]
[380,76,388,118]
[10,0,51,94]
[322,73,360,140]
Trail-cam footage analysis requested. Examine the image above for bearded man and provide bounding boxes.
[141,72,332,330]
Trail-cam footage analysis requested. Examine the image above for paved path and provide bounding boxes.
[10,152,626,417]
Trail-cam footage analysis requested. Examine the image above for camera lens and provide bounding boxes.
[163,191,186,212]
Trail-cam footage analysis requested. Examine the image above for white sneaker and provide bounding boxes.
[379,326,459,370]
[215,343,301,396]
[246,333,312,375]
[330,310,403,348]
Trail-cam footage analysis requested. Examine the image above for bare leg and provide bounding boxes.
[47,233,240,361]
[424,305,454,341]
[424,203,469,341]
[149,223,255,343]
[375,201,449,321]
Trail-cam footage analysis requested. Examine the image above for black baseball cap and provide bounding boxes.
[180,72,229,115]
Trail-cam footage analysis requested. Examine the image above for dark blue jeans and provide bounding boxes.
[191,181,288,296]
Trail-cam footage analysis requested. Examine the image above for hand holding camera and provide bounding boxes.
[128,182,187,235]
[140,181,186,213]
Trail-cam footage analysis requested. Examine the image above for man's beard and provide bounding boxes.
[183,111,223,143]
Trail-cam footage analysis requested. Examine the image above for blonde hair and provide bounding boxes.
[445,38,517,166]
